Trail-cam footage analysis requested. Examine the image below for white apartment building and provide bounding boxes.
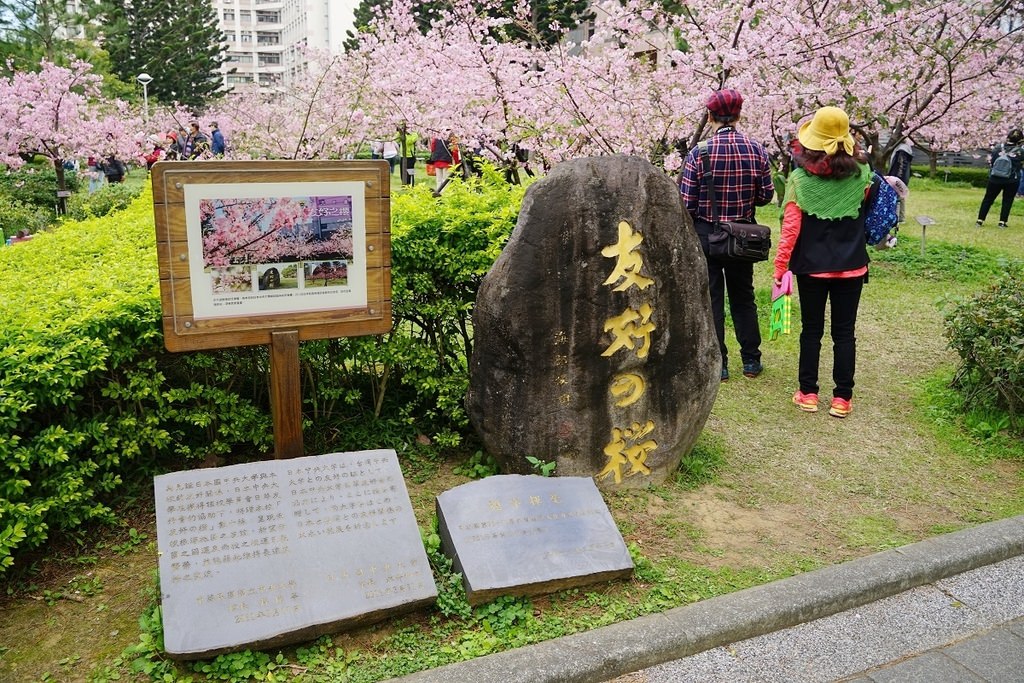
[213,0,359,91]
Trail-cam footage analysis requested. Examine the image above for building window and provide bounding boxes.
[223,9,234,20]
[240,31,252,43]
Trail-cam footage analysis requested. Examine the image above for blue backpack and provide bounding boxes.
[864,173,900,246]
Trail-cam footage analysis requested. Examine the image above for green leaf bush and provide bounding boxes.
[297,167,525,451]
[0,199,51,241]
[0,162,80,211]
[0,188,273,574]
[944,268,1024,432]
[63,181,142,221]
[0,166,526,574]
[912,164,990,188]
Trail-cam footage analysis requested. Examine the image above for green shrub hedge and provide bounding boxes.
[0,199,51,241]
[63,181,143,221]
[0,189,280,573]
[945,268,1024,432]
[0,162,80,211]
[911,164,991,188]
[0,167,525,574]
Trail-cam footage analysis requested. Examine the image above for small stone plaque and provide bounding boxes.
[436,475,633,604]
[154,449,437,659]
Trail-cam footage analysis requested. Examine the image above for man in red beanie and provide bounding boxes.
[680,88,775,381]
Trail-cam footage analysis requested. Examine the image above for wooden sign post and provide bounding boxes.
[152,160,393,458]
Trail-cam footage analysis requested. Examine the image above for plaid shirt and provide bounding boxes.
[680,127,774,224]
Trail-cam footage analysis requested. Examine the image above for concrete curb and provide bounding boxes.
[389,515,1024,683]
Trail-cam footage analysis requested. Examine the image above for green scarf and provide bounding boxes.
[783,164,872,219]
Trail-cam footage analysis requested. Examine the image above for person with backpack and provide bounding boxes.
[428,131,455,186]
[773,106,875,418]
[976,128,1023,229]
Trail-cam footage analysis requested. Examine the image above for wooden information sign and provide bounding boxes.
[152,160,392,352]
[152,161,393,457]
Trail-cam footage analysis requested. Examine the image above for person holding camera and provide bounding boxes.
[680,88,775,382]
[976,127,1023,229]
[773,106,873,418]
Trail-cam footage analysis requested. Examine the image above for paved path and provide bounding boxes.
[618,554,1024,682]
[389,515,1024,683]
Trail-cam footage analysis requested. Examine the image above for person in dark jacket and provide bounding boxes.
[773,106,874,418]
[210,122,226,156]
[98,154,126,183]
[886,138,913,187]
[976,128,1023,229]
[184,122,210,159]
[164,132,184,160]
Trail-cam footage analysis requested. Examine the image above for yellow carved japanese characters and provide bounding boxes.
[601,303,655,358]
[610,373,645,407]
[596,219,661,485]
[601,221,655,292]
[596,420,658,484]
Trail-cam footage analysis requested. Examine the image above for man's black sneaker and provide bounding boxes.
[743,362,764,378]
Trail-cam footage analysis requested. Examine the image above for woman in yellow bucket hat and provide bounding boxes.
[773,106,873,418]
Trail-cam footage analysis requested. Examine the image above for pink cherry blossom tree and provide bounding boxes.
[334,0,1022,171]
[206,50,378,160]
[0,59,143,211]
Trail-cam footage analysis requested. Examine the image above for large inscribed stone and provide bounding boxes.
[467,155,719,487]
[154,449,436,659]
[436,475,633,604]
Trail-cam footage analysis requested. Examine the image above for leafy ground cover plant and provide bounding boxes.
[0,161,81,212]
[63,181,142,220]
[944,268,1024,431]
[0,198,51,241]
[0,189,273,574]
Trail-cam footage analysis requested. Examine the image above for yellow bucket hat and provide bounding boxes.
[798,106,855,156]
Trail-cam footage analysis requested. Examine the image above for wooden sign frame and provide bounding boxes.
[152,160,392,458]
[152,160,392,353]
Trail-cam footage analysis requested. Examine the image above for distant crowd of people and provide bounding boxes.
[73,122,229,196]
[142,121,227,170]
[369,127,535,190]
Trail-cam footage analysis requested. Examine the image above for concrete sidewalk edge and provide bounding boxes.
[389,514,1024,683]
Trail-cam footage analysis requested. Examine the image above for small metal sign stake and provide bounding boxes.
[915,215,936,257]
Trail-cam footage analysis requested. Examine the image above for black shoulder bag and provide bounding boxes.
[698,142,772,263]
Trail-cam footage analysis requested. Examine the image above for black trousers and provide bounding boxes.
[699,233,762,367]
[977,179,1018,223]
[795,274,864,400]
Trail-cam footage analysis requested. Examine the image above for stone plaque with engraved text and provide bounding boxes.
[155,449,436,659]
[436,474,633,604]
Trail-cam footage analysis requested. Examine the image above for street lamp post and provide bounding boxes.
[137,72,153,121]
